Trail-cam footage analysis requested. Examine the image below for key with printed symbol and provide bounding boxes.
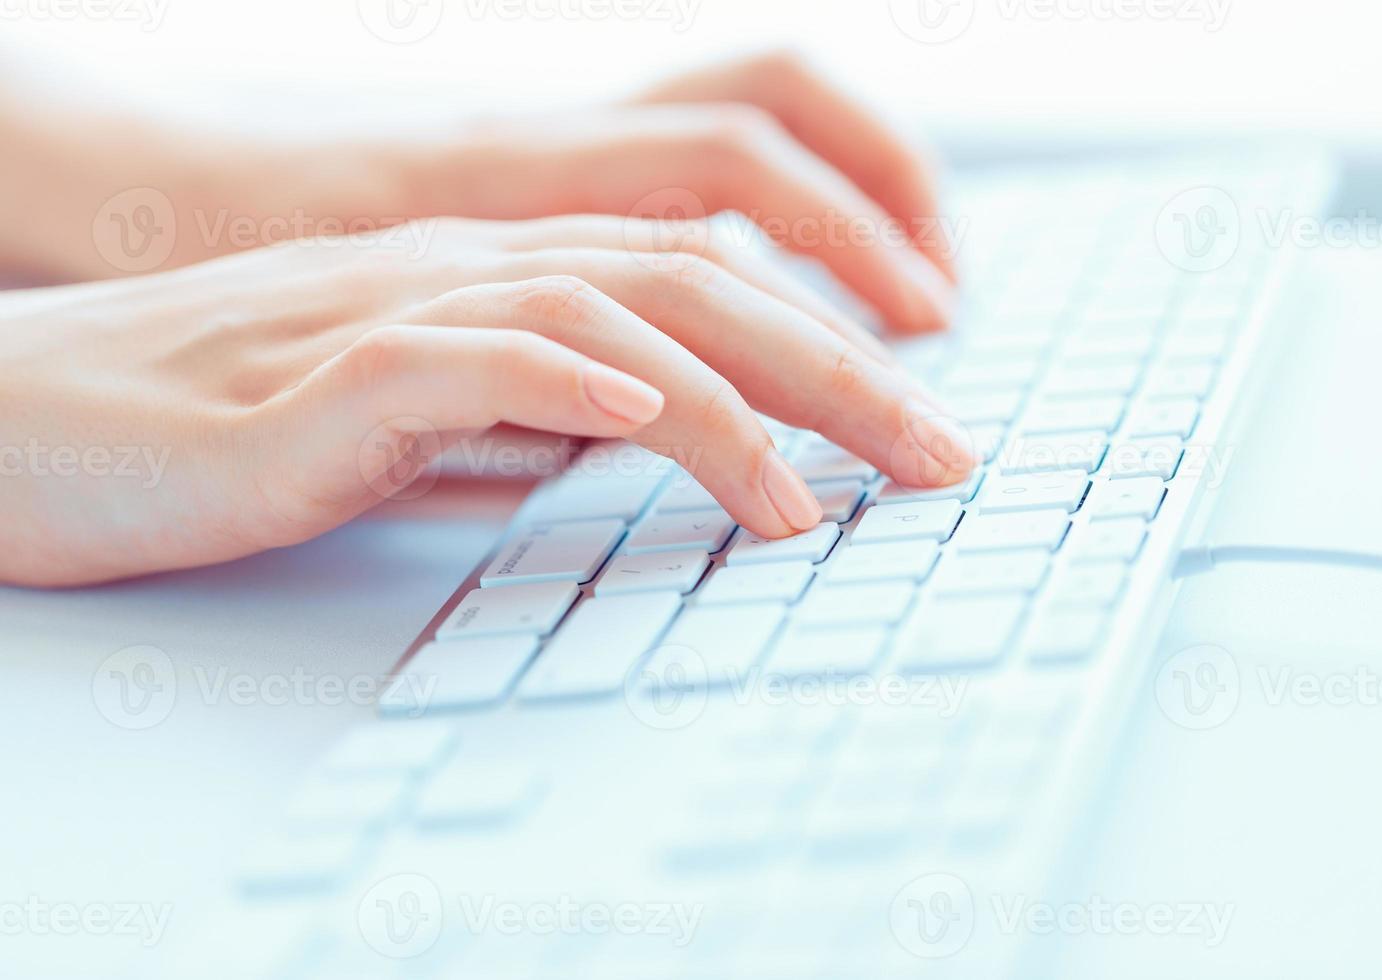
[698,561,815,605]
[480,519,624,587]
[625,509,735,555]
[595,549,710,596]
[1143,361,1217,399]
[726,523,841,565]
[976,471,1089,514]
[437,582,578,639]
[1125,399,1199,439]
[999,432,1107,475]
[1045,561,1127,607]
[1085,478,1166,520]
[851,500,962,544]
[952,509,1070,552]
[1104,437,1184,480]
[1064,518,1147,563]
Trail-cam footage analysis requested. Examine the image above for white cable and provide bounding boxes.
[1173,544,1382,579]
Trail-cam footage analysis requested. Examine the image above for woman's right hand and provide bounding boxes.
[0,215,974,586]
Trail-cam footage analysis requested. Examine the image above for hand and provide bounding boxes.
[9,52,955,334]
[0,217,974,586]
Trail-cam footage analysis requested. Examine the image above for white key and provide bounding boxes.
[415,760,545,826]
[1125,399,1199,438]
[1061,330,1154,362]
[894,596,1026,669]
[1024,608,1106,662]
[947,390,1025,425]
[522,452,666,522]
[929,551,1049,596]
[1104,437,1184,480]
[480,519,623,586]
[595,549,709,595]
[941,358,1038,392]
[642,603,786,686]
[437,581,578,638]
[379,635,538,713]
[1143,361,1216,399]
[624,509,735,554]
[1046,561,1126,607]
[826,540,940,583]
[976,470,1088,514]
[877,470,983,504]
[999,432,1108,475]
[1022,397,1125,434]
[726,523,841,565]
[655,472,719,512]
[767,625,889,676]
[517,592,681,699]
[808,479,866,523]
[1085,478,1165,520]
[697,561,814,605]
[794,581,916,627]
[1064,518,1147,564]
[851,500,961,544]
[791,441,878,482]
[322,721,457,775]
[953,509,1070,552]
[1043,362,1141,398]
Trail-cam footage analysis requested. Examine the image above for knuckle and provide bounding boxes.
[702,103,783,160]
[342,325,411,390]
[696,378,757,445]
[824,346,873,406]
[644,251,724,294]
[744,48,813,85]
[507,275,606,333]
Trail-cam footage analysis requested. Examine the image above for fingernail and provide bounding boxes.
[582,364,665,425]
[760,448,822,531]
[904,398,976,486]
[897,250,956,332]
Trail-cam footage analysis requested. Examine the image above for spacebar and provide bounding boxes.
[517,592,682,700]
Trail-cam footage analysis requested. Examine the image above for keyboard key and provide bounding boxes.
[826,540,941,584]
[595,549,709,595]
[877,470,983,504]
[894,596,1026,669]
[929,551,1050,596]
[941,358,1039,392]
[808,478,866,523]
[643,603,786,685]
[321,721,457,775]
[1045,561,1126,607]
[480,519,624,586]
[976,470,1089,514]
[1104,437,1184,480]
[1125,399,1199,438]
[698,561,814,605]
[379,635,539,713]
[518,592,681,699]
[726,523,841,565]
[999,432,1107,475]
[437,581,578,639]
[655,472,719,512]
[1061,329,1155,362]
[1064,518,1147,564]
[947,390,1025,425]
[624,509,735,554]
[1023,608,1107,662]
[522,452,666,522]
[791,442,878,482]
[767,625,889,676]
[1143,361,1217,399]
[1043,362,1141,398]
[415,760,546,827]
[1022,397,1125,434]
[794,581,916,627]
[1085,478,1166,520]
[851,500,962,544]
[952,509,1070,552]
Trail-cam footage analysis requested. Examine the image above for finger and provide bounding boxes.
[406,276,824,537]
[497,213,900,368]
[476,249,975,488]
[637,50,958,281]
[270,324,664,517]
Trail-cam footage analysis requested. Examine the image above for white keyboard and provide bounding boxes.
[213,154,1335,980]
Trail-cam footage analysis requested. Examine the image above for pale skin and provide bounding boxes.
[0,51,974,587]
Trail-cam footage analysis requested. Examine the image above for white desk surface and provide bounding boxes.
[4,248,1380,979]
